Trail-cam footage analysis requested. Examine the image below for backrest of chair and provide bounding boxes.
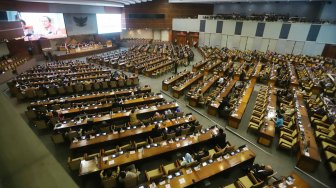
[149,174,163,183]
[124,173,138,188]
[200,155,211,163]
[68,157,83,170]
[136,140,148,149]
[166,132,176,140]
[195,124,202,132]
[181,128,190,136]
[153,136,163,143]
[101,175,118,188]
[119,143,132,152]
[176,112,184,117]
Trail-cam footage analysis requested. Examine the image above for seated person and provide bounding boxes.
[129,109,138,123]
[249,164,274,181]
[194,147,209,161]
[118,164,140,184]
[100,168,117,179]
[153,112,163,121]
[273,114,284,130]
[212,128,227,148]
[180,152,194,166]
[151,124,162,138]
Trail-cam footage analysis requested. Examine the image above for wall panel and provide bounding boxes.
[172,19,200,32]
[221,34,228,48]
[268,39,278,52]
[199,32,205,46]
[239,36,247,50]
[260,39,269,52]
[227,35,234,49]
[210,33,222,47]
[288,23,310,41]
[232,35,241,49]
[222,20,236,35]
[264,22,282,39]
[252,37,263,51]
[292,41,305,55]
[204,33,211,46]
[302,42,325,56]
[205,20,217,33]
[161,30,169,41]
[246,37,254,51]
[316,24,336,44]
[241,21,258,37]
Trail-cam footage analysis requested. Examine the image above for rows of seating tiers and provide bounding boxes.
[0,56,28,74]
[7,60,140,101]
[87,43,194,78]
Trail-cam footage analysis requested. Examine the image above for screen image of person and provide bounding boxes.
[20,13,67,40]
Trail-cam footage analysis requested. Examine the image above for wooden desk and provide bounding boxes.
[204,60,222,75]
[189,75,219,107]
[251,62,262,80]
[30,86,151,108]
[162,71,190,91]
[257,84,276,147]
[288,62,299,88]
[123,94,164,107]
[79,128,216,176]
[55,46,118,61]
[207,78,239,116]
[228,80,256,129]
[172,73,204,99]
[144,60,173,77]
[268,63,277,85]
[266,172,310,188]
[141,147,255,188]
[70,115,196,150]
[54,102,179,131]
[192,60,209,72]
[294,92,321,172]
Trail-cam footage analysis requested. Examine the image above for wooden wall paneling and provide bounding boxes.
[0,21,24,40]
[0,0,49,12]
[187,32,199,46]
[124,0,213,29]
[6,39,29,57]
[322,44,336,59]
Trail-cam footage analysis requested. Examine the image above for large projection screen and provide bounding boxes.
[96,14,121,34]
[20,12,67,41]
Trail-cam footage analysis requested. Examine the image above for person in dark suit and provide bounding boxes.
[174,60,178,74]
[212,128,227,148]
[194,147,209,161]
[151,124,162,138]
[250,164,274,181]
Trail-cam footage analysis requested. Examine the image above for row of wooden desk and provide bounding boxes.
[172,73,204,99]
[70,115,196,150]
[53,94,164,118]
[189,75,219,107]
[162,71,190,91]
[294,92,321,172]
[30,86,151,108]
[79,128,218,176]
[257,84,276,147]
[54,102,179,131]
[139,146,256,188]
[207,77,239,116]
[228,79,256,129]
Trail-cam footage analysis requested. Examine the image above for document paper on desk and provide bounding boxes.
[179,178,186,184]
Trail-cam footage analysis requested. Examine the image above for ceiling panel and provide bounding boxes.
[15,0,154,7]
